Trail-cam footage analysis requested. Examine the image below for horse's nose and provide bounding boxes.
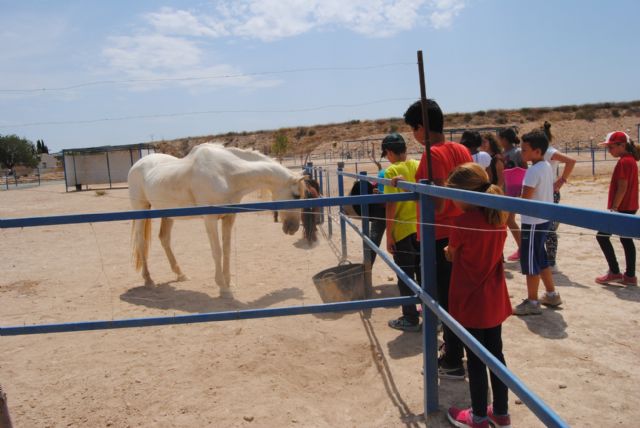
[283,220,299,235]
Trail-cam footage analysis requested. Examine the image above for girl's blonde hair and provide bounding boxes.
[446,162,508,226]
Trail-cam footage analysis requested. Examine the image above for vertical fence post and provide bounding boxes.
[419,180,439,414]
[355,162,359,174]
[37,168,41,186]
[359,172,372,319]
[577,142,580,156]
[591,147,596,176]
[4,175,8,190]
[326,169,333,238]
[337,162,347,261]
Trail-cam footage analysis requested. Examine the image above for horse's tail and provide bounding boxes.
[131,218,152,272]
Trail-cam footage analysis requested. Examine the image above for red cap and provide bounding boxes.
[599,131,630,146]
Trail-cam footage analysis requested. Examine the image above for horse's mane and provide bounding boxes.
[190,142,279,165]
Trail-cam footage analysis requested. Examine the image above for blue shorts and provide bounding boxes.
[520,222,551,275]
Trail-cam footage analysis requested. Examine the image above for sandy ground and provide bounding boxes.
[1,173,639,427]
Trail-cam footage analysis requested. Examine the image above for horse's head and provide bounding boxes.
[272,176,305,235]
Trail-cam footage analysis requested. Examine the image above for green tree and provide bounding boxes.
[0,134,39,173]
[271,131,289,158]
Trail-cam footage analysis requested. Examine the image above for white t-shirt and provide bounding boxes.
[472,151,492,168]
[544,147,559,176]
[521,160,554,225]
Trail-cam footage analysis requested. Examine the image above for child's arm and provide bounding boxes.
[521,186,535,200]
[385,202,397,254]
[444,245,457,262]
[551,152,576,191]
[611,179,629,211]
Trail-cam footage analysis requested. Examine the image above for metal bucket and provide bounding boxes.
[312,262,365,303]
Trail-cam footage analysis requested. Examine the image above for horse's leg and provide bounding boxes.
[221,214,236,287]
[159,217,188,282]
[203,215,225,289]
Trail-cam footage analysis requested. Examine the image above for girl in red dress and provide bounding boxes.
[444,163,512,428]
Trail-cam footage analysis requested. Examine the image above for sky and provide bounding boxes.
[1,0,639,152]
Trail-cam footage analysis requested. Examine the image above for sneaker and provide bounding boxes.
[620,275,638,286]
[487,405,512,428]
[447,407,489,428]
[539,292,562,307]
[388,317,421,332]
[438,355,465,380]
[506,250,520,262]
[513,299,542,316]
[595,271,624,285]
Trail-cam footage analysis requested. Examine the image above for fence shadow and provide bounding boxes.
[600,283,640,302]
[120,282,304,314]
[516,308,568,339]
[553,272,590,289]
[360,313,423,428]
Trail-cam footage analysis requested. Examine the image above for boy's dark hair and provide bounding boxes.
[498,128,520,146]
[403,99,444,133]
[522,129,549,155]
[381,132,407,156]
[460,131,482,149]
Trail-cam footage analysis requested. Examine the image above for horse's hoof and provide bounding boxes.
[177,274,189,282]
[144,278,155,287]
[219,288,232,298]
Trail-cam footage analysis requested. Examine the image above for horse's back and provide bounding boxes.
[128,153,184,209]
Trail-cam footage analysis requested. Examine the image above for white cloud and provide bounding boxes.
[101,0,465,90]
[429,0,466,29]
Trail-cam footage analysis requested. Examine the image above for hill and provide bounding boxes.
[154,100,640,158]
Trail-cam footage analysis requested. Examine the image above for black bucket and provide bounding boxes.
[312,262,365,303]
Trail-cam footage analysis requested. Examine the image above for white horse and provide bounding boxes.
[127,143,305,292]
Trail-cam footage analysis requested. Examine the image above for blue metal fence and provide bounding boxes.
[2,168,638,426]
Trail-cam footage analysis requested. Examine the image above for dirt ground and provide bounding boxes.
[1,172,639,427]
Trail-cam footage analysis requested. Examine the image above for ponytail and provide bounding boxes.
[626,139,640,161]
[483,184,509,226]
[542,121,553,142]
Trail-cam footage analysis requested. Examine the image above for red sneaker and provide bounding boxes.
[595,271,624,285]
[447,407,489,427]
[487,405,512,428]
[506,250,520,262]
[621,275,638,286]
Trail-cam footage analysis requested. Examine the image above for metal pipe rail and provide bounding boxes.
[341,213,569,428]
[0,193,416,229]
[340,171,640,238]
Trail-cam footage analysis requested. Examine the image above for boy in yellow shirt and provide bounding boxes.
[382,133,421,332]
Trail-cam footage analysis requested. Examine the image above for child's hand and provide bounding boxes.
[390,175,405,187]
[444,245,455,262]
[387,239,396,254]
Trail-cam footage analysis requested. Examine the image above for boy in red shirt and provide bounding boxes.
[403,100,472,379]
[595,131,640,286]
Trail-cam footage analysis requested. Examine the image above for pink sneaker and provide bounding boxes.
[595,271,624,285]
[506,250,520,262]
[487,405,512,428]
[620,275,638,286]
[447,407,489,428]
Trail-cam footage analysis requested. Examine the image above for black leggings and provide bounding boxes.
[393,234,421,324]
[436,238,464,366]
[596,210,637,277]
[465,325,509,418]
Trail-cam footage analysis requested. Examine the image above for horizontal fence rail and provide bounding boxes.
[340,171,640,238]
[0,297,418,336]
[0,193,416,229]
